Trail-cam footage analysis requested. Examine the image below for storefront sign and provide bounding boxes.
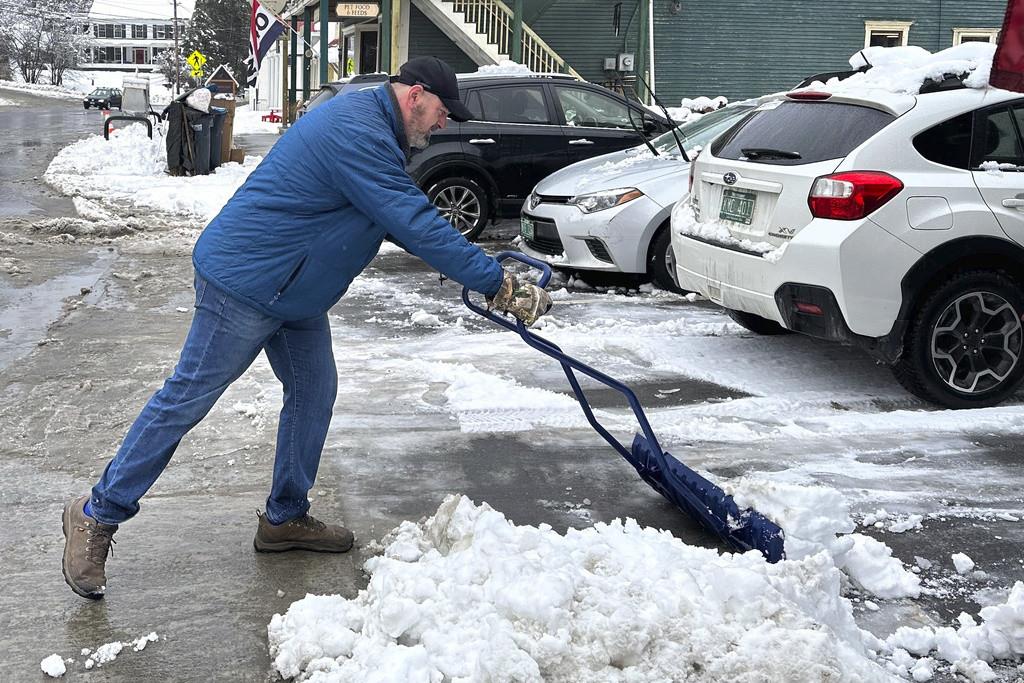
[335,2,378,17]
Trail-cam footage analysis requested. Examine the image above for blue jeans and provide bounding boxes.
[89,275,338,526]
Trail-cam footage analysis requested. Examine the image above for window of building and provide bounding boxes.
[952,28,999,45]
[94,24,126,39]
[864,21,912,49]
[153,24,176,40]
[92,47,125,64]
[132,24,148,39]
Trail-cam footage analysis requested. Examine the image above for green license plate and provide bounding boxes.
[719,188,756,225]
[520,216,535,240]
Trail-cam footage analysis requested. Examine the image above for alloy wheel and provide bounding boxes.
[434,184,481,236]
[930,290,1023,394]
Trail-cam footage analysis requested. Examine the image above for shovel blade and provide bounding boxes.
[627,435,785,563]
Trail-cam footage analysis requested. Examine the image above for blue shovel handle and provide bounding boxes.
[462,252,669,472]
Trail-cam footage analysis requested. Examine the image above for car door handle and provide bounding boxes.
[469,138,495,145]
[568,139,594,145]
[1002,198,1024,208]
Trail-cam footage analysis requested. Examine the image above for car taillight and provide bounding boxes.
[807,171,904,221]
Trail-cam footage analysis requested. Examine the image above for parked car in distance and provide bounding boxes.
[83,87,122,110]
[672,75,1024,408]
[297,71,672,240]
[297,73,389,117]
[518,100,762,291]
[413,72,672,240]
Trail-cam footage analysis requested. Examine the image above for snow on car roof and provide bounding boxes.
[796,42,998,115]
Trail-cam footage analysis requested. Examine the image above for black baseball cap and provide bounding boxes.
[391,56,473,122]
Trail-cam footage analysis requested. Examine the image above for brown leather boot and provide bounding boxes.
[253,511,354,553]
[61,496,117,600]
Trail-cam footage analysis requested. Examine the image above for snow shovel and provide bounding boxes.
[463,251,785,563]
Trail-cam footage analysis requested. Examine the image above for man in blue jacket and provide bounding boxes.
[61,57,552,600]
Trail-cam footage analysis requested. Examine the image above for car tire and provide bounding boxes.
[83,103,90,110]
[647,228,686,294]
[892,270,1024,408]
[725,308,791,335]
[427,176,489,242]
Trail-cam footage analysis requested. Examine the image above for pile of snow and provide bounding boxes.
[885,583,1024,681]
[44,124,260,223]
[652,94,727,124]
[469,60,533,77]
[807,43,996,96]
[0,97,14,107]
[268,494,893,682]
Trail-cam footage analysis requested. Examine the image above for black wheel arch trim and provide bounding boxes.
[415,160,498,215]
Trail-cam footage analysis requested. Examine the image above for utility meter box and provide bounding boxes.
[604,56,617,70]
[617,53,635,72]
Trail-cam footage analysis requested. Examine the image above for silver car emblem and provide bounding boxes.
[528,193,541,210]
[723,172,737,185]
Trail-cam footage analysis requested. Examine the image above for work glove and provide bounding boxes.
[487,270,553,327]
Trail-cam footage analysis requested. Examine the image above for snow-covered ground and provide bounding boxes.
[31,44,1024,682]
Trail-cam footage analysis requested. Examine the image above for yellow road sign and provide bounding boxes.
[186,50,207,71]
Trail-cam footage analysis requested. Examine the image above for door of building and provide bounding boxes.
[359,31,378,73]
[134,48,146,64]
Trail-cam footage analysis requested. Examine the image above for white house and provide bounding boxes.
[82,0,194,72]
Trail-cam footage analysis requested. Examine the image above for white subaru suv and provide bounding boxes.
[672,46,1024,408]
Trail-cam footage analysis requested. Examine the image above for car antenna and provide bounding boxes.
[622,78,663,156]
[636,73,689,163]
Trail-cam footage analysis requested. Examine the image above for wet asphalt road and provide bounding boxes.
[1,91,1023,682]
[0,89,95,221]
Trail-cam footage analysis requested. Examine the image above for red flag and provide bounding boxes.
[991,0,1024,91]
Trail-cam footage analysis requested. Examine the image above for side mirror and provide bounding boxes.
[642,116,659,135]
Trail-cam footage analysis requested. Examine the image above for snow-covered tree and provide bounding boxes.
[0,0,91,84]
[181,0,250,87]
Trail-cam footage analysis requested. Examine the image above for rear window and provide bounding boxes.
[710,101,895,165]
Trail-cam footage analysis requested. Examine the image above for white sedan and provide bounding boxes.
[517,102,759,291]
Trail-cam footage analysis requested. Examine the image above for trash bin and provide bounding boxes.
[209,107,227,170]
[191,113,214,176]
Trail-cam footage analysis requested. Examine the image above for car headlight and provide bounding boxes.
[569,188,643,213]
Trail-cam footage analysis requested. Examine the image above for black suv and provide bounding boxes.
[83,87,122,110]
[302,73,671,240]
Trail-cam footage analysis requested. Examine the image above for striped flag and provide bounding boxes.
[991,0,1024,91]
[246,0,286,87]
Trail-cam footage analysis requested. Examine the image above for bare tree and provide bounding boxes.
[0,0,92,84]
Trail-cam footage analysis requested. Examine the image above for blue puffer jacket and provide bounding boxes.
[193,86,503,321]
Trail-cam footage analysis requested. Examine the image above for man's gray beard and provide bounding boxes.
[410,132,431,149]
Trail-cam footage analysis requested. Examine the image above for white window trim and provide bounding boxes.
[864,21,913,49]
[341,21,378,74]
[952,28,1000,45]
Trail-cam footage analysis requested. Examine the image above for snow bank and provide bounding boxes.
[808,43,996,96]
[44,124,260,222]
[268,495,893,682]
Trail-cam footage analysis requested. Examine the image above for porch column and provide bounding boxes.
[281,35,290,127]
[320,0,329,83]
[511,0,523,63]
[379,0,392,72]
[303,5,313,100]
[289,15,298,122]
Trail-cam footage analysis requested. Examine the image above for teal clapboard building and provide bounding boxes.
[403,0,1007,102]
[281,0,1007,119]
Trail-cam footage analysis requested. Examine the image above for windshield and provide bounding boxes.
[89,89,111,96]
[650,104,758,156]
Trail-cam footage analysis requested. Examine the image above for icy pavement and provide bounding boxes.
[2,80,1023,680]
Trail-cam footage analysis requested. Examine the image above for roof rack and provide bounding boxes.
[792,66,869,90]
[456,71,578,81]
[919,73,970,94]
